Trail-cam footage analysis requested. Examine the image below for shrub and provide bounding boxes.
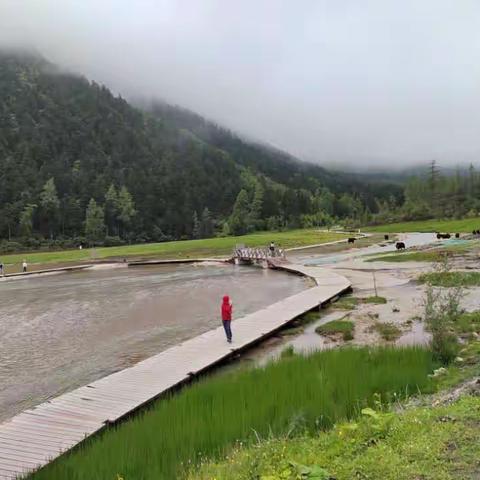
[374,322,401,341]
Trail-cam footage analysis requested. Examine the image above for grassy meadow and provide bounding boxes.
[29,347,435,480]
[418,271,480,287]
[190,396,480,480]
[1,229,346,270]
[190,340,480,480]
[365,217,480,233]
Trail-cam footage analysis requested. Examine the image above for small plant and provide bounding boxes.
[422,259,463,364]
[362,296,387,304]
[374,322,401,341]
[280,345,295,358]
[456,311,480,334]
[316,320,355,341]
[332,296,358,310]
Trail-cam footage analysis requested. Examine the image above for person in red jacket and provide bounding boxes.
[221,295,233,343]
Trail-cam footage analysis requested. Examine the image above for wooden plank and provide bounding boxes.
[0,263,350,479]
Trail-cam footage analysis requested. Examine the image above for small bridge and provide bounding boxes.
[232,246,286,266]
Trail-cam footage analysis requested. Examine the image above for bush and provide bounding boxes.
[423,281,463,365]
[0,241,24,253]
[431,331,459,365]
[103,235,125,247]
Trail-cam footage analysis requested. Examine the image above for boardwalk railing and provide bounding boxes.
[233,247,286,262]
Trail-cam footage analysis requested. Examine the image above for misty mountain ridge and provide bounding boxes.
[0,49,403,245]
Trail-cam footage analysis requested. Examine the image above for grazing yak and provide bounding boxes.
[384,234,389,240]
[396,241,406,250]
[437,233,451,239]
[348,237,355,244]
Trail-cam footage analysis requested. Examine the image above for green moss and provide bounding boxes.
[332,296,359,310]
[362,296,387,304]
[315,320,355,340]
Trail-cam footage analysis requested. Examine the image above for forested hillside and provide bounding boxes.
[0,50,400,250]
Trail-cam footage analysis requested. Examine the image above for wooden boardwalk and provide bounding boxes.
[0,264,350,479]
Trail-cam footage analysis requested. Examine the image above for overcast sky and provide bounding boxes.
[1,0,479,168]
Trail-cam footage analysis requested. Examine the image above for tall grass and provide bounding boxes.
[29,347,435,480]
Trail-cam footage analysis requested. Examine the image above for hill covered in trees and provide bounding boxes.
[0,49,402,251]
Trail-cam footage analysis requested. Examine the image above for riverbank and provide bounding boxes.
[0,229,347,273]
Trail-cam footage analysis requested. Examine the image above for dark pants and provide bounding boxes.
[223,320,232,342]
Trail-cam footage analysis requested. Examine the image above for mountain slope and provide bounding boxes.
[0,50,401,245]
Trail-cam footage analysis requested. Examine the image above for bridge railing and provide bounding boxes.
[233,247,286,260]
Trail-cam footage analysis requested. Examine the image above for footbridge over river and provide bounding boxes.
[0,259,351,479]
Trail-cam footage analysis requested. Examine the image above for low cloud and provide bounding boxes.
[1,0,479,168]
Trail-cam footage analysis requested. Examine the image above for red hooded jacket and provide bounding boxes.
[221,295,232,321]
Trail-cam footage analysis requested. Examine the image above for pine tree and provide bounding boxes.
[116,186,136,237]
[200,207,214,238]
[19,204,36,237]
[250,181,264,226]
[104,184,119,235]
[228,189,250,235]
[85,199,106,244]
[39,178,60,238]
[192,211,200,239]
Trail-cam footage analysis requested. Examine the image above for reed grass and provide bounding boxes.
[29,347,435,480]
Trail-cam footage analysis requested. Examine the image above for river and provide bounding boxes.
[0,263,308,421]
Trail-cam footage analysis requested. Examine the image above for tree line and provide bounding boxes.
[9,50,477,254]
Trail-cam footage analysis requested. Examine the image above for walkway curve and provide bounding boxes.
[0,265,350,479]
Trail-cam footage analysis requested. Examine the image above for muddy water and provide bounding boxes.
[0,263,307,421]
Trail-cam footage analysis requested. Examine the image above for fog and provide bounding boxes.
[1,0,479,168]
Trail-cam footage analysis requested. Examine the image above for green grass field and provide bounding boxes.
[29,347,435,480]
[364,217,480,233]
[418,271,480,287]
[0,229,346,269]
[190,396,480,480]
[190,341,480,480]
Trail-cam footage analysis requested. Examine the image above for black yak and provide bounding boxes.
[396,242,405,250]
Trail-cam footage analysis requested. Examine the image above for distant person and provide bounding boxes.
[221,295,233,343]
[269,241,275,257]
[0,260,4,276]
[22,259,27,273]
